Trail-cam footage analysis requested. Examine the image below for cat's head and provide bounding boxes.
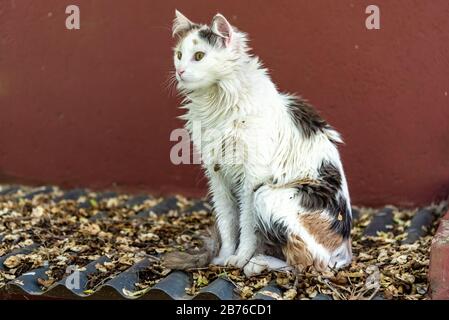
[172,10,248,91]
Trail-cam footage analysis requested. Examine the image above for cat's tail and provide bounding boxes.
[162,226,220,270]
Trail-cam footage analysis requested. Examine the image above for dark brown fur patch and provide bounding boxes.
[295,162,342,211]
[256,218,288,245]
[282,234,314,272]
[299,213,344,251]
[289,98,329,138]
[292,162,351,238]
[329,195,352,239]
[198,28,223,47]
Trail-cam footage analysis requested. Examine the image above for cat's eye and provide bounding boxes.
[176,51,182,60]
[194,51,205,61]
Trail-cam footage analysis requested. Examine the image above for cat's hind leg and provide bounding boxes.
[253,184,320,270]
[253,184,352,272]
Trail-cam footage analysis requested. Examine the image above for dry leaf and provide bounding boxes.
[3,255,23,269]
[37,278,55,288]
[283,288,297,300]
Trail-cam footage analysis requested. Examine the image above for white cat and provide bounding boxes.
[164,10,352,276]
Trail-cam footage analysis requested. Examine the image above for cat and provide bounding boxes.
[164,10,352,277]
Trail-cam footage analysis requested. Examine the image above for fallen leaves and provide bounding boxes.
[138,232,160,242]
[4,255,23,269]
[194,272,209,287]
[180,205,443,300]
[37,277,55,288]
[70,245,90,253]
[79,223,101,236]
[95,263,108,273]
[31,207,45,219]
[258,290,282,300]
[283,288,298,300]
[0,186,446,300]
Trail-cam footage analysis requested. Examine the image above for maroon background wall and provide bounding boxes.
[1,0,448,206]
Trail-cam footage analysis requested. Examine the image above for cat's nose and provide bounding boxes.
[177,69,185,77]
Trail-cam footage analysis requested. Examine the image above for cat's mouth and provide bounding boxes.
[176,75,188,83]
[176,73,196,83]
[177,77,196,85]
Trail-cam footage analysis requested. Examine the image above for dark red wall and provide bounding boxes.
[1,0,448,206]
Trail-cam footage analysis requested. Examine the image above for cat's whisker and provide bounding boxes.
[163,71,179,97]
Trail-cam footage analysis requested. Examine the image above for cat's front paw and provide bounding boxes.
[225,254,252,269]
[211,247,236,266]
[243,256,269,277]
[211,255,228,266]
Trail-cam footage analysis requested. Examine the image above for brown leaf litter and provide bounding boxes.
[0,185,447,299]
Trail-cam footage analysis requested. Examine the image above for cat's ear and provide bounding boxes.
[211,13,233,47]
[172,10,194,38]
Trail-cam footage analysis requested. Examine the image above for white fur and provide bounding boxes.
[244,254,292,277]
[172,11,352,274]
